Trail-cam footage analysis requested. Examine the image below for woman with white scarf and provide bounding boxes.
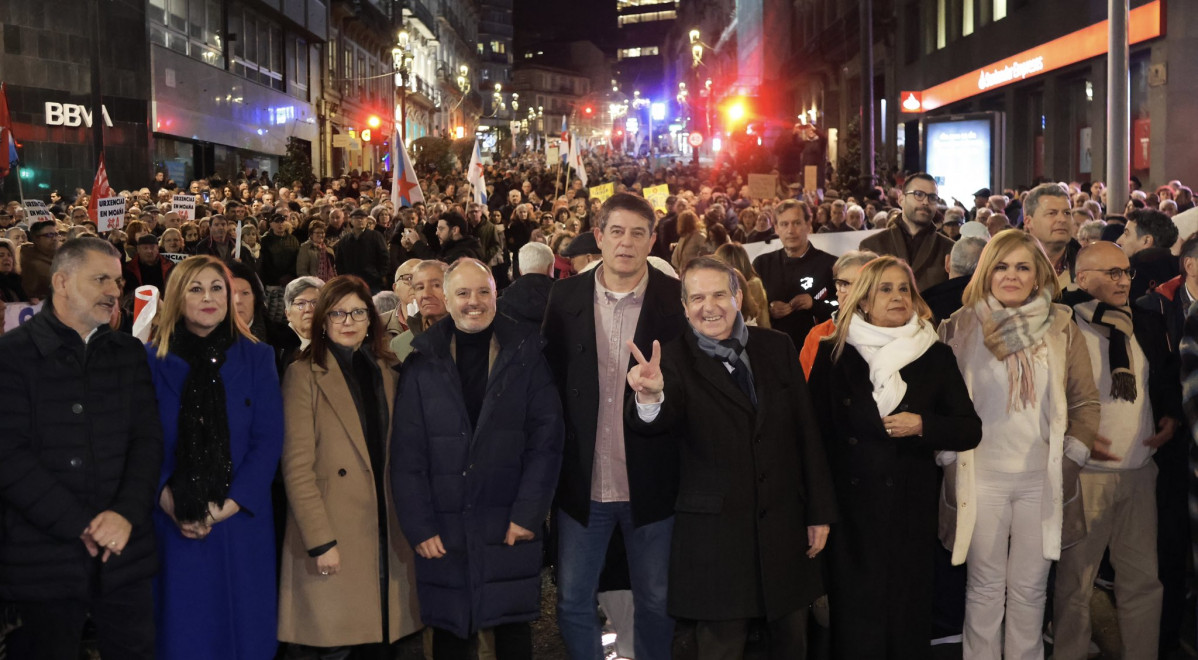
[937,229,1100,660]
[808,256,982,659]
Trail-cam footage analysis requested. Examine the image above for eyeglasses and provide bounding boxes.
[1080,267,1136,282]
[37,231,64,239]
[396,274,413,283]
[905,190,942,205]
[833,279,855,292]
[327,308,369,323]
[291,299,316,311]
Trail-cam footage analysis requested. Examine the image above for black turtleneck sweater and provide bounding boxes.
[454,324,494,429]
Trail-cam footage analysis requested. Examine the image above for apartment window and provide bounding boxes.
[287,37,310,102]
[227,6,284,91]
[477,42,485,54]
[617,46,659,60]
[149,0,225,67]
[936,0,946,49]
[963,0,974,36]
[617,10,677,26]
[490,41,506,54]
[994,0,1006,20]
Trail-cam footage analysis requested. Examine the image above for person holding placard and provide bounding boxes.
[122,234,174,298]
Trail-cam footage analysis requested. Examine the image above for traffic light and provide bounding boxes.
[726,100,746,123]
[584,106,593,116]
[367,115,381,129]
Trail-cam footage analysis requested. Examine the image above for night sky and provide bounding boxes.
[512,0,619,55]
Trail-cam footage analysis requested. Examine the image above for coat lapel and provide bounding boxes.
[313,359,372,465]
[686,332,755,414]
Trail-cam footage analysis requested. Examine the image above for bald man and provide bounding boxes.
[382,258,422,337]
[1054,241,1180,660]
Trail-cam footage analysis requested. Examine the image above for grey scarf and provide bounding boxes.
[693,312,756,405]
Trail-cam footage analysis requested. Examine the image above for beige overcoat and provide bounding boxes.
[278,354,422,646]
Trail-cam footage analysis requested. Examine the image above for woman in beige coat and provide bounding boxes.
[279,274,421,658]
[936,229,1099,660]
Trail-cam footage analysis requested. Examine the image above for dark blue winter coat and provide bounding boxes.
[391,313,564,637]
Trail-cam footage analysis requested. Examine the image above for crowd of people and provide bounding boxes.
[1,146,1197,660]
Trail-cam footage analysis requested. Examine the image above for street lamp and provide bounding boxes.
[511,92,519,114]
[690,29,704,67]
[392,27,414,143]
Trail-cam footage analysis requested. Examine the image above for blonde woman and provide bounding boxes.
[146,255,284,659]
[713,242,771,329]
[937,230,1100,659]
[807,256,981,658]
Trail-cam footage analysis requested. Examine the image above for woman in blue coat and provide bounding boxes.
[146,255,284,660]
[391,259,563,659]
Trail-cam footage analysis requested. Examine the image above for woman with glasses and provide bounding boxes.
[20,220,63,301]
[938,230,1099,659]
[147,255,285,659]
[807,256,981,659]
[278,275,420,659]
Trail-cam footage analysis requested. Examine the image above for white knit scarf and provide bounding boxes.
[846,312,939,417]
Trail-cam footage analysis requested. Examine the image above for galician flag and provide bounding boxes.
[467,140,487,205]
[566,131,587,187]
[391,129,424,208]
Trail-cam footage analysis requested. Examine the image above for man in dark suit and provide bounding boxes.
[625,257,837,657]
[0,238,162,659]
[543,193,687,660]
[859,172,956,291]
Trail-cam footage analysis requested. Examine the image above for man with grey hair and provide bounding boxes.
[625,255,836,658]
[498,242,555,325]
[1023,182,1079,286]
[922,236,987,322]
[391,260,450,362]
[939,206,965,241]
[845,204,866,231]
[0,237,163,659]
[380,259,422,339]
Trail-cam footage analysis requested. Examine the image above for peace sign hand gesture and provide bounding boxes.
[626,340,664,403]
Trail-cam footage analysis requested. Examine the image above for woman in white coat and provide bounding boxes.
[937,229,1100,660]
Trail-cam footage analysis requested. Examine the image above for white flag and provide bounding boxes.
[567,131,587,187]
[467,140,487,205]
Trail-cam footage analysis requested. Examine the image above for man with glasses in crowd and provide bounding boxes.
[22,220,65,300]
[751,199,837,349]
[860,172,956,291]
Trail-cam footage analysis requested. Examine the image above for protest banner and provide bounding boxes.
[162,252,189,264]
[96,196,126,232]
[23,200,52,222]
[545,138,561,163]
[748,173,779,201]
[3,301,44,332]
[643,184,670,212]
[804,165,819,193]
[589,182,615,204]
[743,228,885,263]
[171,194,196,221]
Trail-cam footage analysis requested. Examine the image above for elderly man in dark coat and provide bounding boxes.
[391,258,564,659]
[0,237,163,659]
[625,256,838,658]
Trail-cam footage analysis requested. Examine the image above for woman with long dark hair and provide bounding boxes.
[147,255,284,659]
[278,275,421,658]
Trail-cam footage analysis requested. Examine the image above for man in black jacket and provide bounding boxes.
[436,211,484,264]
[0,237,162,659]
[752,199,837,348]
[625,257,837,657]
[334,208,390,292]
[543,193,687,660]
[497,242,554,325]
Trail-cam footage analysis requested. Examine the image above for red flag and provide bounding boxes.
[0,83,17,179]
[88,153,113,222]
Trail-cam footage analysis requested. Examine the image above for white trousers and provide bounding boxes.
[963,469,1052,660]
